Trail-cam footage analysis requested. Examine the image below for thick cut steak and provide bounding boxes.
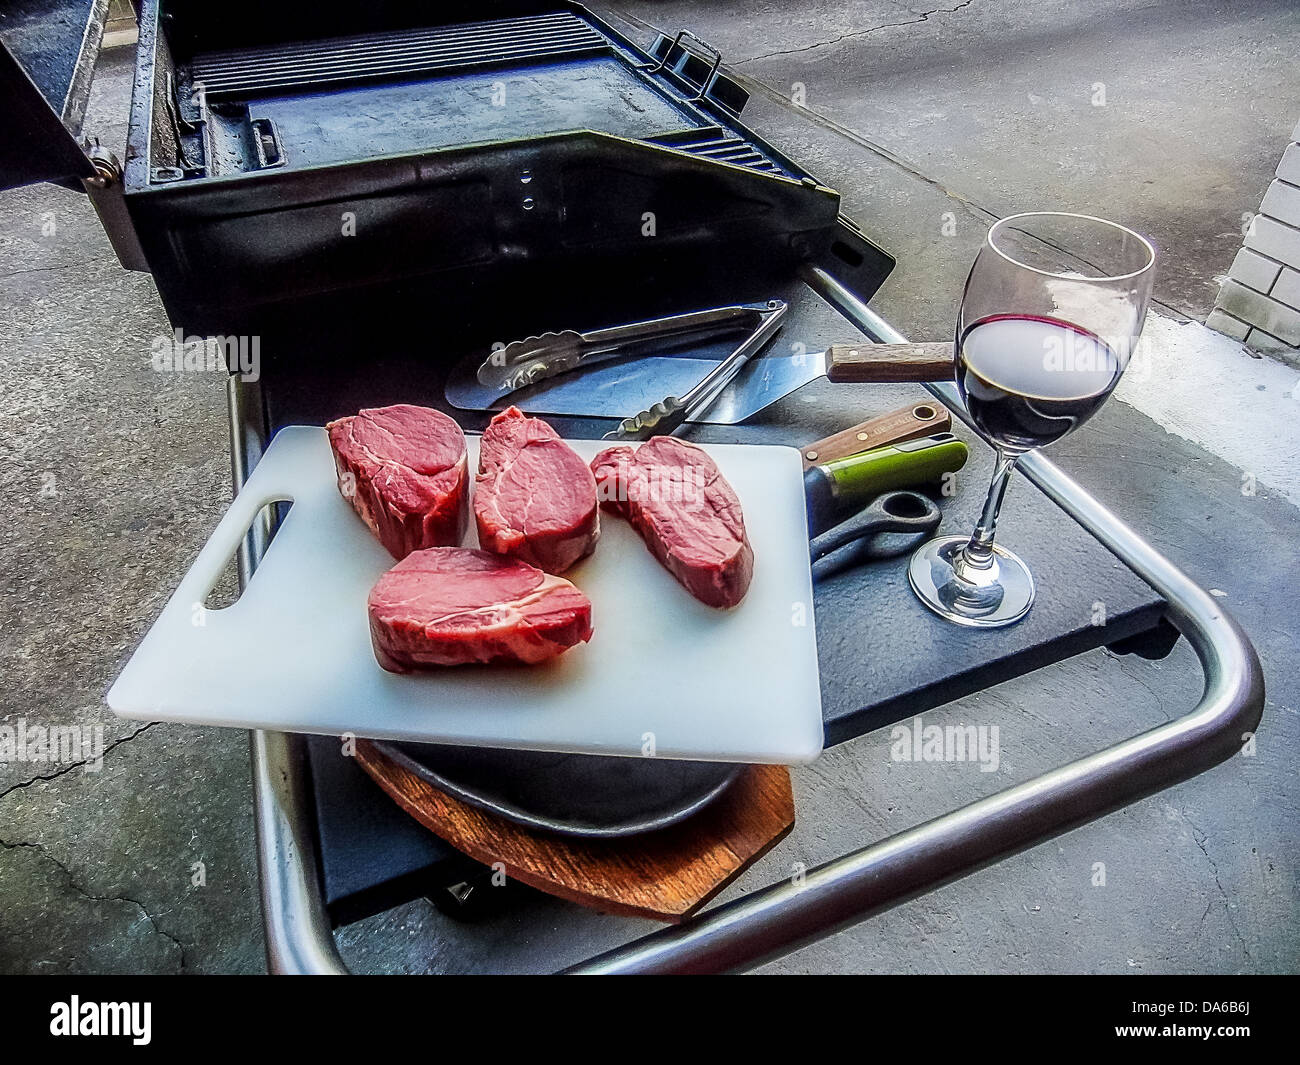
[368,548,593,670]
[327,404,468,559]
[591,438,754,608]
[474,406,599,573]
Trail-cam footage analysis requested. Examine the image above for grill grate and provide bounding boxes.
[191,13,609,99]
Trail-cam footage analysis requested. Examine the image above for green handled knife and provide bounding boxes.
[805,433,969,537]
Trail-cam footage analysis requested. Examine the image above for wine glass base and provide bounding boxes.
[908,535,1035,628]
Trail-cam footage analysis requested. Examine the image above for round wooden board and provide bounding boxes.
[354,740,795,923]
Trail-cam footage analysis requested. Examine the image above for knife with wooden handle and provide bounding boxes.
[825,341,955,383]
[801,401,951,470]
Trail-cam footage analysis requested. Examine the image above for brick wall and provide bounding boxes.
[1207,119,1300,365]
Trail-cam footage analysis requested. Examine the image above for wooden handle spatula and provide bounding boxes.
[826,341,955,383]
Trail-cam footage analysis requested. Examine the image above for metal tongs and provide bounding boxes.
[476,302,779,395]
[602,299,788,440]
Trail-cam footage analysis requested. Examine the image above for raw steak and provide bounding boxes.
[474,406,599,573]
[591,437,754,608]
[368,548,593,670]
[327,404,468,559]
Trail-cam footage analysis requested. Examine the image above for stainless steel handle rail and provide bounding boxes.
[251,729,348,975]
[239,266,1263,975]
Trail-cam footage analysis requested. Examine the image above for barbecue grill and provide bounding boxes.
[2,0,1263,973]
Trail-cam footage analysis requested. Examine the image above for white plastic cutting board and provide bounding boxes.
[108,427,823,763]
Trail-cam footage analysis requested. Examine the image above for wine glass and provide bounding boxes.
[908,212,1156,627]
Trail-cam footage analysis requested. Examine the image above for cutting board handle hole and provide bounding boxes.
[201,498,291,612]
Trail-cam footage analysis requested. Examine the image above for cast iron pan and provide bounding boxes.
[370,742,743,839]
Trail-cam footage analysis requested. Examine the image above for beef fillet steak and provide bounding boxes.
[591,437,754,608]
[368,547,594,670]
[474,406,600,573]
[327,404,468,559]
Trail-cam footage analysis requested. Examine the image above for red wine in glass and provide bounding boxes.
[910,213,1155,628]
[956,314,1123,454]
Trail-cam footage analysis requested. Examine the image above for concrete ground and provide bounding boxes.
[1,1,1297,974]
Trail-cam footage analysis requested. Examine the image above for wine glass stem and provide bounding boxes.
[958,451,1018,574]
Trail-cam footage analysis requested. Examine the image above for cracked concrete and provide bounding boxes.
[0,47,262,973]
[735,1,978,64]
[0,722,155,801]
[1184,814,1250,961]
[2,3,1298,974]
[0,719,262,973]
[0,835,187,969]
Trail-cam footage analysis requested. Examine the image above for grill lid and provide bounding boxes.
[0,0,108,190]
